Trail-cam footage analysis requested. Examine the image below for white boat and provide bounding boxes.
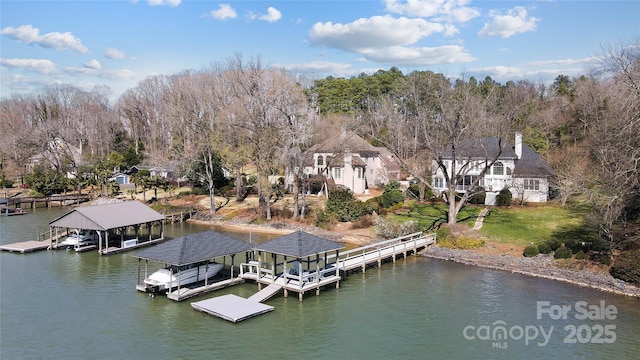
[59,230,99,248]
[143,262,225,293]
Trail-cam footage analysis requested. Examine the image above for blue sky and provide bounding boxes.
[1,0,638,100]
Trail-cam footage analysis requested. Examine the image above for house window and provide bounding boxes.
[317,156,324,166]
[524,179,540,190]
[434,177,445,188]
[356,167,364,179]
[333,168,341,179]
[493,162,504,176]
[506,167,512,175]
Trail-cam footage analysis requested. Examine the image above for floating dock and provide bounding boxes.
[0,241,50,253]
[192,294,274,323]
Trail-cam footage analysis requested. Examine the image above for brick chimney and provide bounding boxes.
[515,132,523,159]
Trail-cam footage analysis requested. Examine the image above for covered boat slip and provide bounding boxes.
[241,231,345,301]
[195,231,434,323]
[48,201,165,254]
[133,231,253,302]
[238,231,435,300]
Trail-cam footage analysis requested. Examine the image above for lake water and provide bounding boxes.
[1,207,639,359]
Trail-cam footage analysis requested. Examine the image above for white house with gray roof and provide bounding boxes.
[300,131,401,194]
[431,132,554,205]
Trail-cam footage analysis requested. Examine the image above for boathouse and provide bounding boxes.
[133,231,254,301]
[48,201,165,254]
[241,230,345,301]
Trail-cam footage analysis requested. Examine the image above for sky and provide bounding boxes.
[1,0,639,101]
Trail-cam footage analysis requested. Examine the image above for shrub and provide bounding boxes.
[435,226,451,242]
[325,189,367,222]
[377,189,404,209]
[554,246,572,259]
[564,239,586,254]
[523,244,540,257]
[438,235,485,250]
[469,186,486,205]
[575,250,586,260]
[546,239,562,251]
[191,186,209,195]
[610,249,640,285]
[374,217,418,239]
[496,188,512,206]
[0,179,13,188]
[315,211,337,230]
[537,242,552,254]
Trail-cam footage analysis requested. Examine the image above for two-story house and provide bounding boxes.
[431,133,554,205]
[300,131,401,194]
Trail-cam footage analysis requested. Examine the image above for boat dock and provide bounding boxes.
[334,232,435,273]
[192,294,274,323]
[0,241,50,253]
[193,232,435,323]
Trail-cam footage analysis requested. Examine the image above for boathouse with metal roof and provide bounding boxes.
[133,231,254,301]
[48,200,165,254]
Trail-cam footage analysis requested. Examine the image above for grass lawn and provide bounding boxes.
[479,204,593,246]
[390,201,594,247]
[389,201,482,230]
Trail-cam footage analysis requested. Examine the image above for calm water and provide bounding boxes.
[1,207,639,359]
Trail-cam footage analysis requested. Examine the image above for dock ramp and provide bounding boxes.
[247,284,282,303]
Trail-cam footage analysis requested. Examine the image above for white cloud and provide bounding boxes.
[147,0,181,7]
[360,45,476,66]
[65,66,136,80]
[0,58,57,74]
[384,0,480,23]
[308,15,473,67]
[528,57,596,67]
[1,24,89,53]
[84,59,102,70]
[309,15,449,52]
[259,7,282,23]
[276,61,354,74]
[210,4,237,20]
[478,7,539,38]
[105,48,131,60]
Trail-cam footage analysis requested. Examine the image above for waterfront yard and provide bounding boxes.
[390,201,593,248]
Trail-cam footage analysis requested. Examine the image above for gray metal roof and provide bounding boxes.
[133,231,252,265]
[49,201,165,231]
[254,230,344,258]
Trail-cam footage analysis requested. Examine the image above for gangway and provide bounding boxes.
[247,283,282,303]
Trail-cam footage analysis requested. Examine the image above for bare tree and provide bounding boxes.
[373,73,513,224]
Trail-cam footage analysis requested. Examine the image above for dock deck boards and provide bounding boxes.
[192,294,274,323]
[0,241,50,253]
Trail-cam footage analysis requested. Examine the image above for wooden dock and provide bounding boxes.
[334,232,436,273]
[6,193,91,208]
[0,241,50,253]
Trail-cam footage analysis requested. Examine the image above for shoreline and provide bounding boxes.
[421,246,640,298]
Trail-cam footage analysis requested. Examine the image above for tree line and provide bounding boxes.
[0,41,638,247]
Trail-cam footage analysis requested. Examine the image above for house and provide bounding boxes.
[296,131,401,194]
[129,165,176,180]
[28,138,83,177]
[111,173,131,185]
[431,133,554,205]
